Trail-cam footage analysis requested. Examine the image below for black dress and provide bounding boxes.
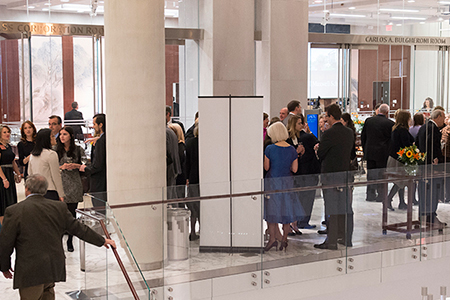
[17,140,35,178]
[0,144,17,216]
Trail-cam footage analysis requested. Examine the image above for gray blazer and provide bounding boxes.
[0,195,105,289]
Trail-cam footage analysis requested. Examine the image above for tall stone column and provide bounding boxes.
[256,0,309,117]
[199,0,255,96]
[104,0,166,270]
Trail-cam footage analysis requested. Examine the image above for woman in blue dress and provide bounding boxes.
[264,122,302,251]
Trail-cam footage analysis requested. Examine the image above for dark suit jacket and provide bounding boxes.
[416,120,444,164]
[298,130,321,175]
[0,195,105,289]
[64,109,84,139]
[86,133,106,194]
[361,114,394,163]
[317,122,354,174]
[185,137,199,185]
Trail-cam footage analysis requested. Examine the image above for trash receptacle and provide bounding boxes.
[167,207,191,261]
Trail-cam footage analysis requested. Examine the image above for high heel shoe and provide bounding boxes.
[263,240,278,252]
[289,225,302,235]
[279,241,288,251]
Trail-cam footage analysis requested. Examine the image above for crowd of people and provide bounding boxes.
[0,102,113,299]
[0,103,107,252]
[263,98,450,251]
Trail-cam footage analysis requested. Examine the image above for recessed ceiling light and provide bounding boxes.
[314,0,323,3]
[388,22,393,25]
[42,8,49,11]
[330,13,366,18]
[379,8,420,13]
[391,16,427,20]
[99,1,104,3]
[349,7,356,10]
[77,10,84,13]
[44,3,51,5]
[61,0,70,2]
[28,5,35,9]
[323,10,329,13]
[439,17,444,21]
[439,1,450,4]
[396,24,402,26]
[420,21,425,24]
[408,0,415,2]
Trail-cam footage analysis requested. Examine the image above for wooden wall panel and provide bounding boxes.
[165,45,179,107]
[62,36,74,114]
[1,40,21,122]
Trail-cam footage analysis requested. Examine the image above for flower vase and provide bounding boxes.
[404,163,418,176]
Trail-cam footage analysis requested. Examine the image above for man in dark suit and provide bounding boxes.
[0,174,115,299]
[166,105,185,135]
[315,104,354,250]
[296,114,321,229]
[80,114,106,207]
[361,103,394,202]
[64,101,85,140]
[416,109,446,226]
[282,100,302,126]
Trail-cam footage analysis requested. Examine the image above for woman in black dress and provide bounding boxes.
[0,125,22,224]
[185,120,200,241]
[17,121,37,179]
[387,110,415,210]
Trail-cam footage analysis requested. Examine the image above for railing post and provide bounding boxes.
[80,239,86,272]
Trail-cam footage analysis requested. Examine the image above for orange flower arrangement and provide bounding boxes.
[397,145,426,165]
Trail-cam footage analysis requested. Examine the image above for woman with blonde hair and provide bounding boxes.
[286,115,306,235]
[264,122,302,251]
[169,123,187,199]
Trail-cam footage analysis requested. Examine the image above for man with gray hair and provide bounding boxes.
[361,103,395,202]
[0,174,115,300]
[416,109,446,227]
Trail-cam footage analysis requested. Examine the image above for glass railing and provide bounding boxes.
[78,162,450,298]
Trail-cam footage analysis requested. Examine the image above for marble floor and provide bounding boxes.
[2,179,450,299]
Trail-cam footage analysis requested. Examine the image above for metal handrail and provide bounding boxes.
[97,168,450,210]
[76,209,140,300]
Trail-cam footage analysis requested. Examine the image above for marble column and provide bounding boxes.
[256,0,309,117]
[199,0,255,96]
[104,0,166,270]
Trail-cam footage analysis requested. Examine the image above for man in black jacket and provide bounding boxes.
[80,114,106,208]
[0,174,115,299]
[315,104,354,250]
[416,109,446,226]
[64,102,85,140]
[361,103,394,202]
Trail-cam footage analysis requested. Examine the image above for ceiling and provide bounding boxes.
[0,0,449,27]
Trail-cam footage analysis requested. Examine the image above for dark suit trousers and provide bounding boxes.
[322,184,354,245]
[19,282,55,300]
[418,178,441,221]
[366,159,388,200]
[295,175,319,226]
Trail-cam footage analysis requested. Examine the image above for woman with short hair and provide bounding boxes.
[264,122,301,251]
